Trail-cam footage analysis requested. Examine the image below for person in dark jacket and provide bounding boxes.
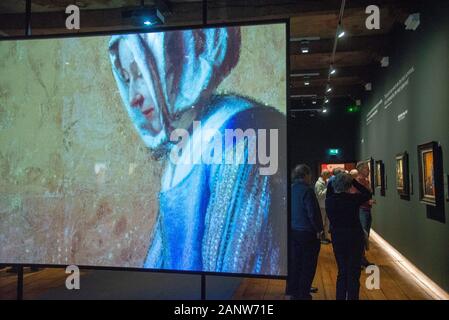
[286,164,324,300]
[325,172,372,300]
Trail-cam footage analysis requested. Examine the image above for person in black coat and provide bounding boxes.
[286,164,324,300]
[325,172,372,300]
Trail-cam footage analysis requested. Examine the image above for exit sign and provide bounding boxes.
[328,148,340,156]
[346,105,360,113]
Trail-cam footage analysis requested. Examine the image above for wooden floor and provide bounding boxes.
[233,238,434,300]
[0,237,435,300]
[0,268,89,300]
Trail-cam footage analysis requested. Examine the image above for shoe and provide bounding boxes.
[310,287,318,293]
[320,239,331,245]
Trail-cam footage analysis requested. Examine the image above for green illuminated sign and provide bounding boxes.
[328,148,340,156]
[346,105,360,113]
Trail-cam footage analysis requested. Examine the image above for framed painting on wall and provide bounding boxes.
[417,141,442,206]
[396,152,409,197]
[375,160,386,196]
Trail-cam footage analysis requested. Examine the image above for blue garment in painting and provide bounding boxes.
[144,95,287,275]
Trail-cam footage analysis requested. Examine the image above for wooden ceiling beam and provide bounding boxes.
[291,50,380,70]
[290,4,412,39]
[290,64,380,82]
[290,34,391,55]
[0,1,415,36]
[291,76,365,89]
[0,3,204,34]
[290,84,365,99]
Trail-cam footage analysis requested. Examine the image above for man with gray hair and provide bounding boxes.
[315,170,331,244]
[287,164,324,300]
[325,172,372,300]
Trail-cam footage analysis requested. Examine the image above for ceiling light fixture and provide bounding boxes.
[300,40,310,54]
[122,5,165,27]
[337,23,346,38]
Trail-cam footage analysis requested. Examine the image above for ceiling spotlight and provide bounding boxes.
[337,23,346,38]
[312,101,317,105]
[322,108,328,113]
[300,40,310,54]
[330,68,336,75]
[324,98,329,104]
[122,6,165,27]
[304,81,310,86]
[326,87,332,93]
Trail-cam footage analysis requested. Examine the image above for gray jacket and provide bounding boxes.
[315,177,327,208]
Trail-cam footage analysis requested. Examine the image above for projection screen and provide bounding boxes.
[0,22,287,276]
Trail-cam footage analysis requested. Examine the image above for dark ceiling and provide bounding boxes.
[0,0,418,110]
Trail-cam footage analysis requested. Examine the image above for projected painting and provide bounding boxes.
[0,23,287,275]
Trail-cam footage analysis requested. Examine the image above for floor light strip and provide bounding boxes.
[371,230,449,300]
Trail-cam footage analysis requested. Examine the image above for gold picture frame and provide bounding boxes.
[417,142,441,206]
[395,152,409,197]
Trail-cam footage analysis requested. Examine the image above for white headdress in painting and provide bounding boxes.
[108,27,241,150]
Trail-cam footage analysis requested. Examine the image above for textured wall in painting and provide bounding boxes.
[0,23,286,268]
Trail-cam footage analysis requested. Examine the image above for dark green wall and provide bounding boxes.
[358,3,449,292]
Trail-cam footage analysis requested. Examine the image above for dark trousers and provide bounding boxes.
[286,230,321,300]
[331,228,365,300]
[359,208,372,263]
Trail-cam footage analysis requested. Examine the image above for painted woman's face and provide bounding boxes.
[117,40,162,138]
